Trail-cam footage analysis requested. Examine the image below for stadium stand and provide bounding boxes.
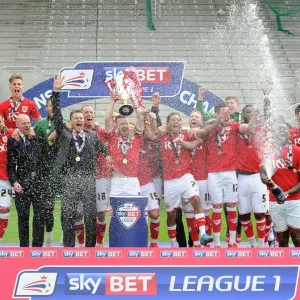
[0,0,299,124]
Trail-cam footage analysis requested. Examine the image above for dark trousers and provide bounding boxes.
[175,208,193,247]
[61,175,96,247]
[15,184,46,247]
[45,200,55,232]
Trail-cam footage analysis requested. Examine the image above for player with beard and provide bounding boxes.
[260,123,300,247]
[145,111,226,247]
[0,116,13,243]
[237,105,268,247]
[196,88,243,243]
[176,110,214,248]
[205,102,254,248]
[105,96,144,198]
[0,74,41,129]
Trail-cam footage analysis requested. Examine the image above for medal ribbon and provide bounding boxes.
[240,131,253,146]
[214,126,225,151]
[119,136,131,158]
[46,117,52,136]
[168,132,182,160]
[10,97,24,114]
[279,142,293,169]
[72,131,86,154]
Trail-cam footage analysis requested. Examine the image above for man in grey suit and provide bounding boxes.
[52,75,110,247]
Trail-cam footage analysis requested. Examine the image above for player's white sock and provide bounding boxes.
[258,238,264,247]
[249,237,257,247]
[214,232,220,247]
[268,228,275,241]
[46,232,53,241]
[171,240,178,248]
[60,232,63,246]
[229,230,236,245]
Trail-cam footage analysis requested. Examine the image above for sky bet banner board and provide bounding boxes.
[22,62,222,117]
[1,248,300,300]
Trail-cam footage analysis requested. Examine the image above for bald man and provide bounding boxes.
[7,114,47,247]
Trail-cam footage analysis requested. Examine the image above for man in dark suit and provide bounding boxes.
[52,75,110,247]
[7,114,46,247]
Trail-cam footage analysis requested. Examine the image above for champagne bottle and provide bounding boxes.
[267,179,286,204]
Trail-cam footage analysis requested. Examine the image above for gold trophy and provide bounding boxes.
[105,67,144,116]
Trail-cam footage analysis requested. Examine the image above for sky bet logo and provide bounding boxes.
[104,67,171,84]
[65,273,157,295]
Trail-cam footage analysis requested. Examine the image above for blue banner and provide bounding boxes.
[22,62,222,118]
[13,266,299,299]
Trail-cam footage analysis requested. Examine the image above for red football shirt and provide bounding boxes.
[0,128,13,180]
[270,145,300,202]
[96,128,112,179]
[147,140,161,178]
[206,122,240,173]
[191,140,208,180]
[237,132,260,173]
[160,131,193,180]
[106,131,143,177]
[138,139,153,186]
[0,97,40,129]
[289,126,300,147]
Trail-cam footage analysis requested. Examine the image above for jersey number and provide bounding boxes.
[1,189,12,197]
[98,192,106,201]
[233,184,238,192]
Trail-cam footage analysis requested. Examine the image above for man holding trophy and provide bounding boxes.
[104,67,146,197]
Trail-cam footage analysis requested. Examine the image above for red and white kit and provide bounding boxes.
[191,141,212,212]
[206,121,240,205]
[160,131,198,213]
[138,139,160,212]
[0,128,13,242]
[269,144,300,232]
[106,130,143,196]
[289,126,300,147]
[96,128,112,213]
[0,97,40,129]
[237,132,268,214]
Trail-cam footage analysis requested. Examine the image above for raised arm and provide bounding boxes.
[189,119,220,139]
[196,87,215,121]
[150,92,162,127]
[96,136,110,156]
[179,138,202,151]
[52,75,65,136]
[105,96,116,132]
[135,107,145,133]
[144,112,158,140]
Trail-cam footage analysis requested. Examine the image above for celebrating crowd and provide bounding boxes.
[0,73,299,248]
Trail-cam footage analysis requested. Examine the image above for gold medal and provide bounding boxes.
[76,156,80,162]
[218,150,223,155]
[175,159,180,165]
[123,158,128,165]
[293,168,297,173]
